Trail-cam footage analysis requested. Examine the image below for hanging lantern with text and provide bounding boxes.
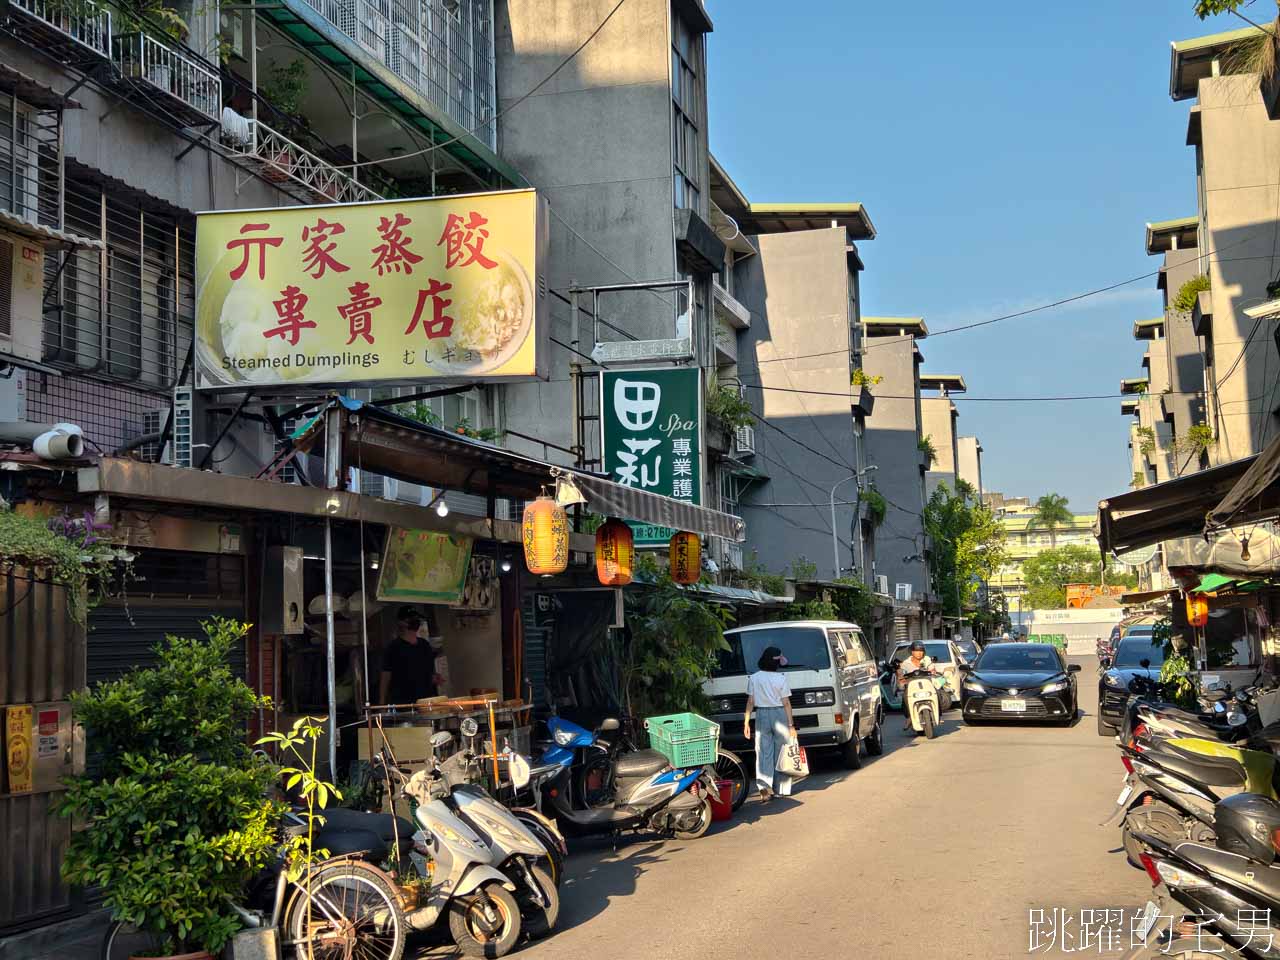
[1186,593,1209,628]
[595,519,634,586]
[669,531,701,585]
[523,492,569,576]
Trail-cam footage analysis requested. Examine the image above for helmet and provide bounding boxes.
[1214,793,1280,863]
[1001,632,1011,641]
[909,641,926,653]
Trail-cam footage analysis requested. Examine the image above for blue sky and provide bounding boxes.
[703,0,1246,514]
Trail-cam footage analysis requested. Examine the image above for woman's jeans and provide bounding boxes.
[753,705,794,796]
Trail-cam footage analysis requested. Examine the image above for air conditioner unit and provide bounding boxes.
[724,542,744,572]
[875,574,889,595]
[895,582,913,602]
[733,424,756,457]
[357,471,429,505]
[0,231,46,366]
[171,386,194,468]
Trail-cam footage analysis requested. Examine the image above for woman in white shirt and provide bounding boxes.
[742,645,798,800]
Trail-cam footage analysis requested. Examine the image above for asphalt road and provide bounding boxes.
[418,656,1155,960]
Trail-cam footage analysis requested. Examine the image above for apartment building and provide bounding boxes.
[957,435,984,498]
[861,316,935,636]
[707,157,877,581]
[920,373,965,497]
[1170,27,1280,463]
[989,501,1096,600]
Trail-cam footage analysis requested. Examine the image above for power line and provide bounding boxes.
[346,0,629,169]
[743,383,1129,402]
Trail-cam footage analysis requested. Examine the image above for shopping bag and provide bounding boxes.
[775,742,809,780]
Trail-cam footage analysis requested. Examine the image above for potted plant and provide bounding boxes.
[59,619,281,960]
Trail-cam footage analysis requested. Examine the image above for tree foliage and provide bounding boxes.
[60,620,280,955]
[923,482,1009,621]
[1022,544,1137,609]
[619,556,733,716]
[1032,492,1073,548]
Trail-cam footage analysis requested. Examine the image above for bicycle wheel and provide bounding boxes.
[102,922,168,960]
[714,749,748,811]
[284,862,406,960]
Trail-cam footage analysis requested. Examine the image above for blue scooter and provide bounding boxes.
[536,716,718,841]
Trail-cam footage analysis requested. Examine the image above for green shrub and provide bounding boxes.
[1172,274,1210,314]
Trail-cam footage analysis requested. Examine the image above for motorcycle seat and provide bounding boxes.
[1174,841,1280,908]
[614,749,669,779]
[318,808,415,853]
[311,826,389,859]
[1155,747,1249,789]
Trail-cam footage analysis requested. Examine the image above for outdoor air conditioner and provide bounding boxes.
[733,424,756,457]
[724,542,744,572]
[171,386,194,469]
[875,574,889,595]
[895,582,913,602]
[0,231,46,366]
[357,471,429,506]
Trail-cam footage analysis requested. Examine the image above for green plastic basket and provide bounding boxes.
[644,712,720,769]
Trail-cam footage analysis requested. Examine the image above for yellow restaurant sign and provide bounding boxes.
[195,189,547,390]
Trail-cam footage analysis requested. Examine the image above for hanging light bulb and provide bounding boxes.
[1240,533,1252,562]
[435,498,449,518]
[500,557,512,573]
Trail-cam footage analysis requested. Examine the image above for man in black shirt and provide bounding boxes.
[379,606,440,706]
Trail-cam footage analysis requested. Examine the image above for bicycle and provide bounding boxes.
[102,816,406,960]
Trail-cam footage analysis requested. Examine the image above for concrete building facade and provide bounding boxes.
[957,436,984,498]
[920,374,965,498]
[861,316,934,631]
[1171,28,1280,463]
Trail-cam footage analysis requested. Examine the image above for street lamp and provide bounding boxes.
[830,467,877,578]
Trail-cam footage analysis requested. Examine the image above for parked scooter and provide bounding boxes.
[1127,793,1280,959]
[378,731,525,958]
[541,741,718,841]
[902,667,942,739]
[439,720,561,938]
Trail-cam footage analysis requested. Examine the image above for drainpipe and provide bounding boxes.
[0,421,85,459]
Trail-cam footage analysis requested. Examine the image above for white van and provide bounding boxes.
[703,620,884,769]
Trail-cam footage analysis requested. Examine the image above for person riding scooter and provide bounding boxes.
[898,641,937,731]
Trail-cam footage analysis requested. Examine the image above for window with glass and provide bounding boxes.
[671,13,703,213]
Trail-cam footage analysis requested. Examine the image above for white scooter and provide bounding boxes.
[903,667,941,739]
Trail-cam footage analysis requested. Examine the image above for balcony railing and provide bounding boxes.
[9,0,112,62]
[112,32,221,126]
[233,120,384,205]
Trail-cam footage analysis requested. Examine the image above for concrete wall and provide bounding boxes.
[1161,246,1207,463]
[734,227,860,580]
[957,436,983,497]
[862,333,931,601]
[921,396,958,497]
[494,0,681,465]
[1195,75,1280,463]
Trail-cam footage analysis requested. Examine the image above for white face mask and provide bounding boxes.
[427,635,445,651]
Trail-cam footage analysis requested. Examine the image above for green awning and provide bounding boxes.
[1192,572,1235,593]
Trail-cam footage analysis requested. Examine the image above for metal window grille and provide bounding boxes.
[671,14,703,213]
[25,373,167,453]
[43,168,194,394]
[0,90,61,230]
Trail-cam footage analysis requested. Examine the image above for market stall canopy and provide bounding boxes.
[1207,433,1280,532]
[1119,588,1176,605]
[1095,456,1256,556]
[299,398,747,542]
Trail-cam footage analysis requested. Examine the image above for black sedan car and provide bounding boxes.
[1097,629,1164,736]
[960,642,1080,725]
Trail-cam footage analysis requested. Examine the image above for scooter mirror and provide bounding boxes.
[510,752,531,789]
[460,717,479,738]
[430,730,454,749]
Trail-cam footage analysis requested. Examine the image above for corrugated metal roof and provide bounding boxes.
[0,211,102,250]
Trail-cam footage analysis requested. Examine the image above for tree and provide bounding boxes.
[1021,545,1136,609]
[923,482,1009,621]
[1032,492,1073,548]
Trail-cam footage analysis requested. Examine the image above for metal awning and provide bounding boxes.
[302,398,747,542]
[0,211,102,251]
[1208,433,1280,531]
[0,63,82,110]
[1119,588,1176,605]
[1095,455,1256,555]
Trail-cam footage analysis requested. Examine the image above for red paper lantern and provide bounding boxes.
[669,531,701,585]
[1186,594,1209,628]
[523,494,568,576]
[595,519,634,586]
